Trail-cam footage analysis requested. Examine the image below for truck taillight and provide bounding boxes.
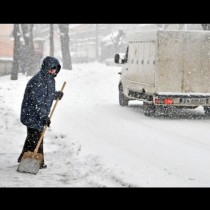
[165,98,173,104]
[155,98,173,104]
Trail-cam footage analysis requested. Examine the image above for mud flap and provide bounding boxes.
[143,102,155,116]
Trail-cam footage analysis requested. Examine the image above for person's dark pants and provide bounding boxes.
[18,127,44,165]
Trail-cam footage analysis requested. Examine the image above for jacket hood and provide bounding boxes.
[40,56,61,76]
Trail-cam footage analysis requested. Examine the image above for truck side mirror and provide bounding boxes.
[114,54,120,63]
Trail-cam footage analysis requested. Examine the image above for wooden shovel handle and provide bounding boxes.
[49,81,66,120]
[34,81,67,154]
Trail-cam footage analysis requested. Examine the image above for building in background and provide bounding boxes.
[0,24,13,76]
[69,24,107,62]
[69,24,162,62]
[0,24,13,58]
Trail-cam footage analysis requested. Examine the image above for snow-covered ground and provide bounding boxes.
[1,62,210,187]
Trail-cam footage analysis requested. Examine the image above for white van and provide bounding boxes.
[115,27,210,116]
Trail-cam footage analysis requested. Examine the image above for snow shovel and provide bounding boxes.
[17,81,67,175]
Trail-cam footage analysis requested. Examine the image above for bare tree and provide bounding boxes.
[96,24,99,61]
[21,24,36,76]
[50,24,54,56]
[11,24,20,80]
[58,24,72,70]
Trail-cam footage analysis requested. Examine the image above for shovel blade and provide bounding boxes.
[17,151,44,175]
[17,158,42,174]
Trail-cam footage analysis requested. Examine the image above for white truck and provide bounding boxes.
[114,28,210,116]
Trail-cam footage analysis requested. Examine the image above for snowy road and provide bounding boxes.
[1,62,210,187]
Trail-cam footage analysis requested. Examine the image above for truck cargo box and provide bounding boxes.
[115,29,210,116]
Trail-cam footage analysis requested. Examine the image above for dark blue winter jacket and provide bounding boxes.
[20,56,61,131]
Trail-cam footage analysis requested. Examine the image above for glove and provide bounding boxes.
[56,91,64,100]
[43,116,51,127]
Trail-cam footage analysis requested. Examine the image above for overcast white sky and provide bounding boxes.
[1,62,210,187]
